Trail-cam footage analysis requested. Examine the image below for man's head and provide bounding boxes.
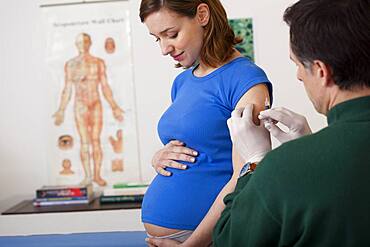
[75,33,92,53]
[284,0,370,113]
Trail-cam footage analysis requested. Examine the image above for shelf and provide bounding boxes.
[1,198,141,215]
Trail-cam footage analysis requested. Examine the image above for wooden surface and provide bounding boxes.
[1,198,141,215]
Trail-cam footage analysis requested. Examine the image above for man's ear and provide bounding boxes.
[313,60,334,87]
[196,3,210,26]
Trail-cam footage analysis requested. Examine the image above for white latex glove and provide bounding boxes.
[258,107,312,144]
[227,104,271,164]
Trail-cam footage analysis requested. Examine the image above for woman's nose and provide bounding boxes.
[160,40,174,56]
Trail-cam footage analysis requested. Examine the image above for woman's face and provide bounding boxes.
[144,8,206,68]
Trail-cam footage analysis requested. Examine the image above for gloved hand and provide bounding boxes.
[258,107,312,144]
[227,104,271,164]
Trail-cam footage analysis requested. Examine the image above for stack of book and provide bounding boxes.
[100,183,148,204]
[33,184,94,207]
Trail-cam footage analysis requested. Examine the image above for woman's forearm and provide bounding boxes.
[181,148,245,247]
[182,176,238,247]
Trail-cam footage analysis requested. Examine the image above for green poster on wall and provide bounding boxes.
[228,18,254,61]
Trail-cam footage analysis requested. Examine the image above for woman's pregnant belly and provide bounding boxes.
[141,160,231,236]
[144,223,181,237]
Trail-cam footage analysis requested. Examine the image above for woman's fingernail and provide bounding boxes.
[190,157,195,162]
[193,151,198,156]
[182,165,187,169]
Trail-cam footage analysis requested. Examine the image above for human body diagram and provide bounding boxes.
[53,33,124,186]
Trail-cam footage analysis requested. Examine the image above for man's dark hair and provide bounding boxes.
[284,0,370,90]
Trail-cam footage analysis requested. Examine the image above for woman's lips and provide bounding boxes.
[172,52,185,61]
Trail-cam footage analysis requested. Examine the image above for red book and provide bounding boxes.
[36,184,92,199]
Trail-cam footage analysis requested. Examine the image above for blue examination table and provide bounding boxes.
[0,231,147,247]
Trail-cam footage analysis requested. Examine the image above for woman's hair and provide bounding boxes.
[139,0,242,68]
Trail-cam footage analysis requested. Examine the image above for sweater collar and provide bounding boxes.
[327,96,370,125]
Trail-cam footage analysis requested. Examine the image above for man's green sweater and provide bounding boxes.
[213,96,370,246]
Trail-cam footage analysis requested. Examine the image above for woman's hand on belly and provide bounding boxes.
[152,140,198,176]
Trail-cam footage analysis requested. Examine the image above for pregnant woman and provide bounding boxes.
[139,0,273,245]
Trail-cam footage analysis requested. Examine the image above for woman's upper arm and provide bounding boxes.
[234,83,270,125]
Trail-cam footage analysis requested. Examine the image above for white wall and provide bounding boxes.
[0,209,144,236]
[0,0,327,235]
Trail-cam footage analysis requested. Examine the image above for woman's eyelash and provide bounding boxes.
[154,32,177,42]
[169,33,178,38]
